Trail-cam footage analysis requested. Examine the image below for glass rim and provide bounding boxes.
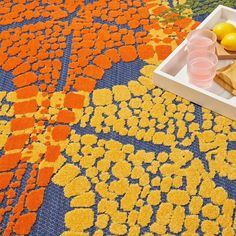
[187,50,218,64]
[186,29,217,43]
[187,53,218,72]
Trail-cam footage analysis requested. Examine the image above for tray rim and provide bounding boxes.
[153,5,236,120]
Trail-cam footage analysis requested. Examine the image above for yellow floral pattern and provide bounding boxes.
[0,0,235,235]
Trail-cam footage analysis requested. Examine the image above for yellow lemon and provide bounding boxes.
[213,22,236,41]
[221,33,236,51]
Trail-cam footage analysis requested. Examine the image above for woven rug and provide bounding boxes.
[0,0,236,235]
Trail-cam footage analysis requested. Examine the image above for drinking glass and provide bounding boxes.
[187,50,218,88]
[186,29,217,53]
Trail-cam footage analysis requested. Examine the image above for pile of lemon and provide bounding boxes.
[213,22,236,51]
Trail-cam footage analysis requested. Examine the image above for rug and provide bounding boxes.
[0,0,236,235]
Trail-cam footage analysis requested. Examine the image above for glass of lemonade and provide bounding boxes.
[187,50,218,88]
[186,29,218,88]
[186,29,217,53]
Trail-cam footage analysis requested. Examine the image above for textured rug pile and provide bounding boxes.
[0,0,236,235]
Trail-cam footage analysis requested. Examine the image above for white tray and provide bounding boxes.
[153,5,236,120]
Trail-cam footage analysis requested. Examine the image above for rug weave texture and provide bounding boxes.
[0,0,236,235]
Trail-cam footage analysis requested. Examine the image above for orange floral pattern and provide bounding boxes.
[0,0,235,235]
